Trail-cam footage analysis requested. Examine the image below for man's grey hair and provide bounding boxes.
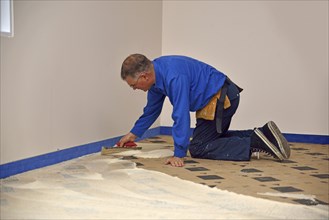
[121,54,152,80]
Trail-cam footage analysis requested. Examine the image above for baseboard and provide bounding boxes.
[1,126,327,179]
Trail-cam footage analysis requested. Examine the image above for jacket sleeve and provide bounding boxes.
[167,75,191,158]
[130,89,165,137]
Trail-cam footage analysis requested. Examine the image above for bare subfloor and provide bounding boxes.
[137,135,329,205]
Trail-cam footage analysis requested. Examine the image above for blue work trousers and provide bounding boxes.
[189,81,253,161]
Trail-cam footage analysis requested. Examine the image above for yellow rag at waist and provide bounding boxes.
[196,90,231,120]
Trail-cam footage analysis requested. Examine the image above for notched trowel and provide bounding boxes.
[101,141,142,155]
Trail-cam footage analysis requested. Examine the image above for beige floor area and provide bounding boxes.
[131,135,329,206]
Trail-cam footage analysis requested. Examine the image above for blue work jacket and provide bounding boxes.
[130,55,227,157]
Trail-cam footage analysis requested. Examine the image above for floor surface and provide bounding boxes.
[1,135,328,219]
[132,135,329,206]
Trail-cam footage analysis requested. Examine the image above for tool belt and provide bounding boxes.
[196,77,243,134]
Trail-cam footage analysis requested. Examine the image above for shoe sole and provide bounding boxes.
[254,128,284,161]
[267,121,290,159]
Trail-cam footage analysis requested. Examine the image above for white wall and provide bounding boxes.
[162,1,328,135]
[0,1,162,164]
[1,1,328,165]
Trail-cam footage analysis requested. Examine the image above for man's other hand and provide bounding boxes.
[165,156,184,167]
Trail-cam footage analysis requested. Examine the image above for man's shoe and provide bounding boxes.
[251,128,285,161]
[261,121,290,159]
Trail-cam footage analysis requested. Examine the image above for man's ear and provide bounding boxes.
[141,72,149,80]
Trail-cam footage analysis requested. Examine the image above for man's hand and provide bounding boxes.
[119,132,137,147]
[165,156,184,167]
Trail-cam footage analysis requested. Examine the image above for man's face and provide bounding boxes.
[125,72,151,92]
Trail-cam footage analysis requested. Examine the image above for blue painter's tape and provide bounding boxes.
[0,137,117,179]
[139,126,161,140]
[0,127,160,179]
[160,126,329,145]
[1,126,327,179]
[160,126,173,135]
[160,126,194,136]
[283,133,329,145]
